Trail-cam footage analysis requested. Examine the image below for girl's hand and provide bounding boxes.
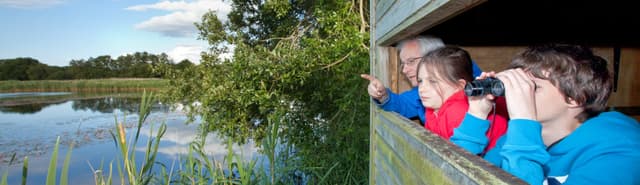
[468,71,497,119]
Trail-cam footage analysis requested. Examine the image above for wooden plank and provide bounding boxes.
[385,46,414,95]
[373,46,391,87]
[373,136,403,185]
[462,46,526,72]
[375,0,485,46]
[609,48,640,107]
[375,114,455,184]
[372,110,528,184]
[369,0,378,184]
[397,74,412,94]
[373,155,398,185]
[377,112,466,184]
[374,136,421,184]
[375,0,396,23]
[387,47,400,93]
[376,0,440,44]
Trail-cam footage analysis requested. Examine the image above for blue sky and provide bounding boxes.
[0,0,231,66]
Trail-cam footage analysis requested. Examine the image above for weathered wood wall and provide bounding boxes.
[370,0,526,184]
[374,0,485,46]
[371,110,526,184]
[610,48,640,107]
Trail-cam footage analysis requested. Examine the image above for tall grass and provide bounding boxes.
[1,166,6,185]
[0,78,168,92]
[45,136,74,185]
[87,90,166,185]
[95,90,265,184]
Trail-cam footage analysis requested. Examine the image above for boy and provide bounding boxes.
[451,44,640,184]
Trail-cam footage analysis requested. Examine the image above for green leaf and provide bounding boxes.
[21,156,28,185]
[60,142,74,185]
[1,168,8,185]
[46,136,61,185]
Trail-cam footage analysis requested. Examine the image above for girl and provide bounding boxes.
[417,46,507,151]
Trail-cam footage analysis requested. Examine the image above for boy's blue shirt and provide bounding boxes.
[453,111,640,185]
[373,61,482,124]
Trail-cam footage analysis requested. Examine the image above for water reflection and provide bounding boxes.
[0,92,259,184]
[0,102,66,114]
[71,96,170,114]
[0,93,167,114]
[0,92,72,99]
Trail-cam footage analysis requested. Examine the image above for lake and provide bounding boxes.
[0,92,260,184]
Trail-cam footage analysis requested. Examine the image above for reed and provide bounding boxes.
[21,157,26,185]
[0,78,168,92]
[1,167,6,185]
[45,136,74,185]
[103,90,166,185]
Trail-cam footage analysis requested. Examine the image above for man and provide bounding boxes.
[451,44,640,184]
[361,36,481,123]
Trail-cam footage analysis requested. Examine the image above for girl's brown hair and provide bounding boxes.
[417,46,474,87]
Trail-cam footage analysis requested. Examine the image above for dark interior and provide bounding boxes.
[426,0,640,46]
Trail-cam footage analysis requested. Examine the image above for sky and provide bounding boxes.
[0,0,232,66]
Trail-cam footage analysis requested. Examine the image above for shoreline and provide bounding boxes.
[0,78,168,93]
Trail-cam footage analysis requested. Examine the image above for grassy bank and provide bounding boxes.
[0,78,168,92]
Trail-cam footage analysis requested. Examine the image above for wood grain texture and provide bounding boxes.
[376,0,485,46]
[370,110,527,184]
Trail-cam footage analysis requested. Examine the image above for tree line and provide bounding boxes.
[0,52,195,80]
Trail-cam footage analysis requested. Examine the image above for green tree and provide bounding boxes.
[65,52,173,79]
[0,57,41,80]
[0,52,179,81]
[26,63,48,80]
[165,0,370,183]
[69,59,91,79]
[46,66,73,80]
[175,59,194,71]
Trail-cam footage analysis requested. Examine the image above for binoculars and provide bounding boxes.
[464,78,505,96]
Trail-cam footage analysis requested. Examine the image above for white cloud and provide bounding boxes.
[125,1,190,12]
[167,45,203,64]
[219,44,235,60]
[0,0,64,8]
[136,120,259,161]
[127,0,231,38]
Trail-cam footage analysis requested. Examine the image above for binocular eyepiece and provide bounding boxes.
[464,78,505,96]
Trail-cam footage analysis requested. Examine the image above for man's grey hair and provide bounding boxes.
[396,36,445,56]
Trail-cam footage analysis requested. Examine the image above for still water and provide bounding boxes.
[0,92,259,184]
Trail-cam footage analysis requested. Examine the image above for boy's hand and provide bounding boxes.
[361,74,388,101]
[468,71,497,119]
[496,68,537,120]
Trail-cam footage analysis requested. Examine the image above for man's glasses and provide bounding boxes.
[400,57,422,68]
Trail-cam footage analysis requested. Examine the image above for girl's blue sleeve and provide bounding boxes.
[451,113,490,155]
